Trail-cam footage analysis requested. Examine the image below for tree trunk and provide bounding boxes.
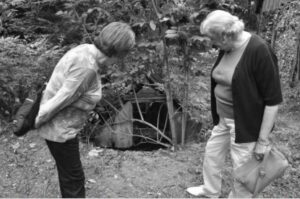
[163,39,177,146]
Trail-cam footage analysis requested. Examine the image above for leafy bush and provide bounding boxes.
[0,36,64,120]
[0,0,251,144]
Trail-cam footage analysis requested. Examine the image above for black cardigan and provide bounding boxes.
[211,34,283,143]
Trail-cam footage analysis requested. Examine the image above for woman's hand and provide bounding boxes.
[254,138,270,161]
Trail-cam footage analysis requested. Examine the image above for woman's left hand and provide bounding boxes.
[254,139,270,161]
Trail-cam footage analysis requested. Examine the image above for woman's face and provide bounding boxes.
[209,34,233,51]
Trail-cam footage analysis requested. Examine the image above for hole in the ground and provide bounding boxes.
[123,142,166,151]
[80,86,202,151]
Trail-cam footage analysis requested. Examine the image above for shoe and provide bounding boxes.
[186,186,208,197]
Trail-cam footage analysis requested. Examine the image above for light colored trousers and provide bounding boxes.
[202,117,256,198]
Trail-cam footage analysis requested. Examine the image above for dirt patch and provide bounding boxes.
[0,130,206,198]
[0,95,300,198]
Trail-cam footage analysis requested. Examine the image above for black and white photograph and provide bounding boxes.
[0,0,299,198]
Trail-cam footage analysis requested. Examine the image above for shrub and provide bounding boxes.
[0,36,64,121]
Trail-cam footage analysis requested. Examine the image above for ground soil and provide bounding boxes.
[0,82,300,198]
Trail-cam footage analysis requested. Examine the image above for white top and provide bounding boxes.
[35,44,102,142]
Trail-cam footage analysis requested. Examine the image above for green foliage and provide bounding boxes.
[0,0,250,145]
[0,0,212,122]
[0,37,37,120]
[0,37,64,120]
[275,1,300,97]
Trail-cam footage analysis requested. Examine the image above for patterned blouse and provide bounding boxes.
[35,44,102,142]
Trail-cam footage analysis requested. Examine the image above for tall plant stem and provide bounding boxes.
[181,46,190,145]
[151,0,177,147]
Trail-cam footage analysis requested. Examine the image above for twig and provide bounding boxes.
[133,87,144,121]
[102,98,121,113]
[120,131,170,148]
[181,46,190,145]
[151,0,177,146]
[111,118,173,144]
[151,0,162,20]
[156,103,163,140]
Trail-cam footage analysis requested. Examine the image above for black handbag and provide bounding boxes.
[12,83,46,136]
[234,146,289,197]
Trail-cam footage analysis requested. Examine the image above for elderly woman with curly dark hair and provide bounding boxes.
[187,10,282,198]
[35,22,135,198]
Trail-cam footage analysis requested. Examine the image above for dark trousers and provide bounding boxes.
[46,137,85,198]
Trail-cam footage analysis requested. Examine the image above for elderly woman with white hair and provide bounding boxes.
[187,10,282,198]
[35,22,135,198]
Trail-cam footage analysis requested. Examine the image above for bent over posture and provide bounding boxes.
[35,22,135,198]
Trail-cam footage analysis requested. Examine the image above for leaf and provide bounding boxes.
[190,36,210,42]
[133,22,146,28]
[149,20,156,31]
[165,33,179,39]
[64,3,74,9]
[10,0,25,6]
[87,8,94,14]
[88,179,97,183]
[11,142,20,150]
[165,29,177,34]
[160,17,170,23]
[29,143,36,148]
[56,10,64,16]
[88,149,103,157]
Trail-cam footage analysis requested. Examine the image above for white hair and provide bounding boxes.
[200,10,245,40]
